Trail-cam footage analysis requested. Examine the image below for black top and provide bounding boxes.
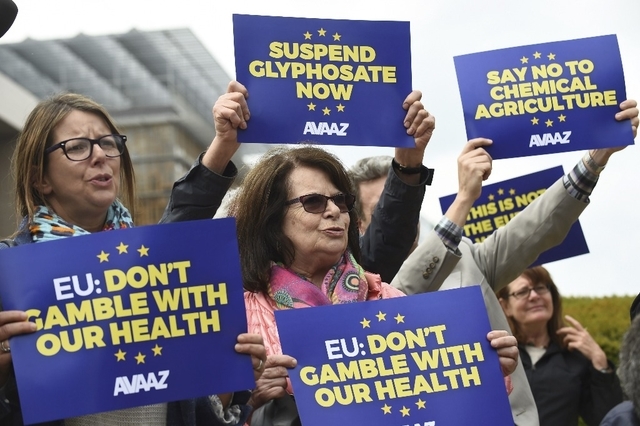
[520,341,623,426]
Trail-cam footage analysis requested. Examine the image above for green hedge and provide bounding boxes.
[559,296,634,426]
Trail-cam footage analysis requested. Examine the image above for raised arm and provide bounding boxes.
[160,81,249,223]
[474,99,638,290]
[390,138,492,293]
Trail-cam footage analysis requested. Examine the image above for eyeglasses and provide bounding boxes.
[508,284,550,300]
[44,134,127,161]
[285,193,356,214]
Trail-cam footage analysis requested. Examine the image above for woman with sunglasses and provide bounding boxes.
[497,266,622,426]
[0,93,265,425]
[228,144,519,426]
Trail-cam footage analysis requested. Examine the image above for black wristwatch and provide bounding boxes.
[392,158,422,174]
[392,158,434,185]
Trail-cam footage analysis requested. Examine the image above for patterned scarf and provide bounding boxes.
[268,250,368,309]
[30,201,134,243]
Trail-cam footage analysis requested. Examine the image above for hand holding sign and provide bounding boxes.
[393,90,436,183]
[619,99,639,137]
[444,138,494,228]
[201,80,248,175]
[488,330,518,377]
[248,354,297,410]
[235,332,268,383]
[586,99,638,173]
[0,310,36,385]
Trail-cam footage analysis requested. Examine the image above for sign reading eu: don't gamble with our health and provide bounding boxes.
[0,219,253,425]
[275,287,513,426]
[233,14,413,148]
[454,35,635,159]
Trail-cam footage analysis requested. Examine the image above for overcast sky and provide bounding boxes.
[3,0,640,297]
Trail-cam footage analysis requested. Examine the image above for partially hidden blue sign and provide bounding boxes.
[454,35,634,159]
[0,218,253,425]
[233,14,413,147]
[439,166,589,265]
[275,286,513,426]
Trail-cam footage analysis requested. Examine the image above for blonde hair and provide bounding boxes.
[11,93,136,225]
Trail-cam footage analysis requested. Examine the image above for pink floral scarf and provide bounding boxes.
[268,250,368,309]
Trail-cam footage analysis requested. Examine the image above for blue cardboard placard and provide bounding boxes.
[454,35,634,159]
[0,218,253,424]
[233,14,413,147]
[439,166,589,265]
[275,287,513,426]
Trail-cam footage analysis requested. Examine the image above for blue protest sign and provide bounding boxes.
[233,14,413,147]
[275,287,512,426]
[454,35,634,159]
[439,166,589,265]
[0,218,252,424]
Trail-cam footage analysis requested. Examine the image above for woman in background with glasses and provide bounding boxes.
[229,144,519,425]
[0,93,265,425]
[497,266,622,426]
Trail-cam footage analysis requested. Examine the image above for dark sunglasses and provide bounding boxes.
[285,193,356,214]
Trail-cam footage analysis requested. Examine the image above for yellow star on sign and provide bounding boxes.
[395,313,405,324]
[336,103,345,112]
[531,117,539,125]
[497,188,504,195]
[307,102,316,111]
[318,28,326,36]
[303,31,312,40]
[545,119,553,127]
[376,311,387,321]
[97,250,110,263]
[332,32,341,41]
[381,404,392,414]
[558,114,566,122]
[488,194,495,201]
[360,318,371,328]
[533,51,542,59]
[416,399,426,409]
[137,245,149,257]
[322,107,331,116]
[152,344,163,356]
[135,352,146,364]
[547,52,556,60]
[520,56,528,64]
[400,406,410,417]
[114,349,126,361]
[510,188,516,195]
[116,242,128,254]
